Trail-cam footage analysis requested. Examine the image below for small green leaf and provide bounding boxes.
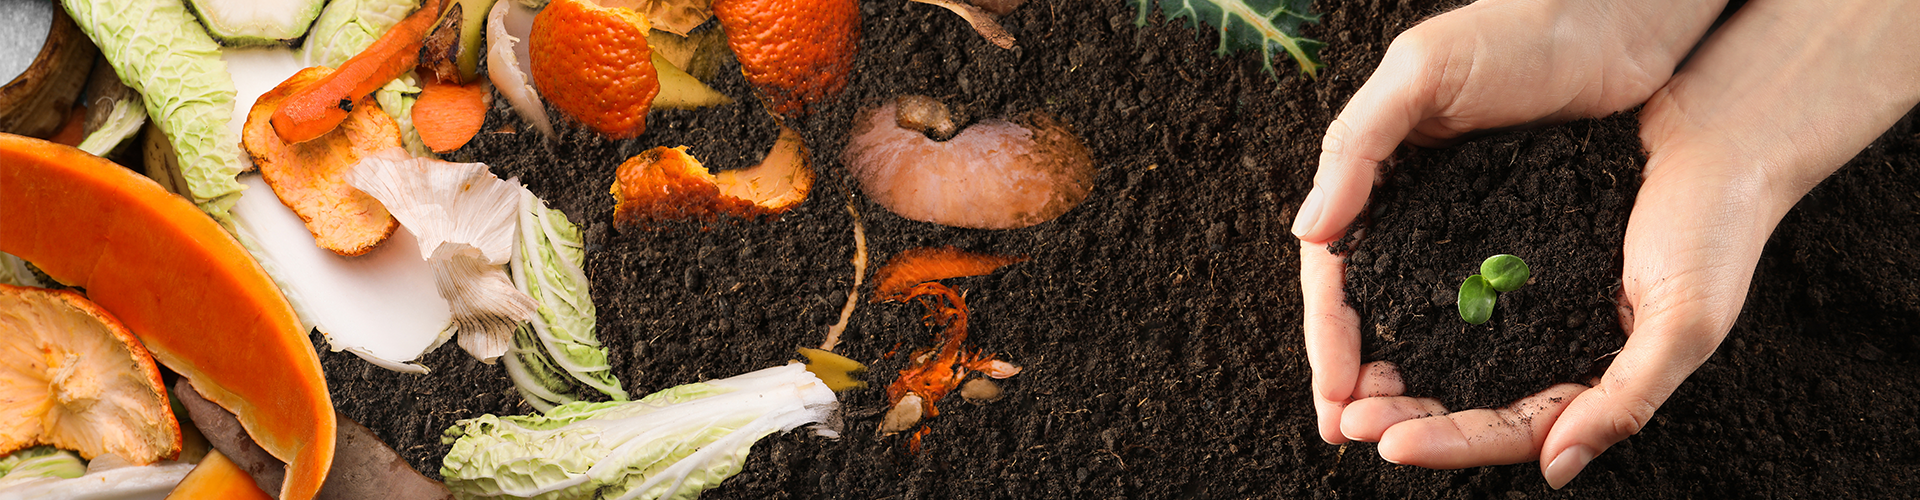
[1131,0,1326,79]
[1458,275,1495,325]
[1480,254,1530,292]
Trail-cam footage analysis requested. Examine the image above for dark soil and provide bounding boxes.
[1333,114,1638,410]
[316,0,1920,498]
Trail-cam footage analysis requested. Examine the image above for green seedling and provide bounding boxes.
[1480,254,1530,292]
[1458,254,1529,324]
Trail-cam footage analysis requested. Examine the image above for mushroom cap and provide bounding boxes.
[0,284,181,464]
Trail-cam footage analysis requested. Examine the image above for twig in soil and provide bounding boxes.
[820,199,868,352]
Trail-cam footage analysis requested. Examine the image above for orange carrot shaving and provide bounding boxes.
[413,79,490,153]
[271,0,444,144]
[871,246,1027,302]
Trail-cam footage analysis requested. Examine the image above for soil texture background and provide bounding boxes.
[316,1,1920,498]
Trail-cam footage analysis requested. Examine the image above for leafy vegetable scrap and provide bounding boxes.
[440,363,839,500]
[1131,0,1326,78]
[0,447,86,488]
[506,193,629,412]
[63,0,248,219]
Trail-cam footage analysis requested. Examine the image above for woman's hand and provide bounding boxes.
[1297,0,1726,446]
[1304,0,1920,489]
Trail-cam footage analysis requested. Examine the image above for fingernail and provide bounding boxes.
[1545,445,1596,490]
[1291,187,1324,237]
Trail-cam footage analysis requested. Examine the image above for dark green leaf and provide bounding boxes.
[1131,0,1326,78]
[1480,254,1530,292]
[1458,274,1495,325]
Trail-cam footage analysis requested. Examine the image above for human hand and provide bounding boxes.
[1295,0,1727,446]
[1312,0,1920,490]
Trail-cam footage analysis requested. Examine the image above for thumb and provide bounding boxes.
[1291,43,1439,243]
[1535,302,1731,489]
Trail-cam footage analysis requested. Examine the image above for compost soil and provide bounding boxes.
[319,1,1920,498]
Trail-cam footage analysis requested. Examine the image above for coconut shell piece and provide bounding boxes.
[244,66,404,257]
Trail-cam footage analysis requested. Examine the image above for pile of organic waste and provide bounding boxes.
[1,0,1915,498]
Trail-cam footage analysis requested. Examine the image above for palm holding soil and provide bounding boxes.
[1295,0,1920,489]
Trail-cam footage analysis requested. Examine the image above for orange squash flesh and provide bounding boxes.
[0,134,335,500]
[165,449,273,500]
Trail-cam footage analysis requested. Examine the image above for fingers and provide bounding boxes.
[1341,394,1444,444]
[1301,239,1362,444]
[1375,384,1588,469]
[1291,47,1437,243]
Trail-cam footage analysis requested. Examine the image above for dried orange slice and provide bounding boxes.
[244,66,404,257]
[530,0,660,140]
[0,284,181,465]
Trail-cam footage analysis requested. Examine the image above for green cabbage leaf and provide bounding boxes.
[64,0,246,220]
[505,193,627,411]
[441,363,838,500]
[0,447,85,488]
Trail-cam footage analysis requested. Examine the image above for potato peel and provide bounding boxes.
[244,66,404,257]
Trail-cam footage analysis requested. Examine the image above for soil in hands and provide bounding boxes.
[1333,115,1638,410]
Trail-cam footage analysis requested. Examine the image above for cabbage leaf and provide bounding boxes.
[64,0,246,220]
[441,363,838,500]
[506,193,627,411]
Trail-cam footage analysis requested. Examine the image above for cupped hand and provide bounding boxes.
[1296,0,1726,446]
[1307,0,1920,490]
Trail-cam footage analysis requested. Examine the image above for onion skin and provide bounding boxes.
[844,97,1095,230]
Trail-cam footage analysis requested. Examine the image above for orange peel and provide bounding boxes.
[611,126,815,227]
[529,0,659,139]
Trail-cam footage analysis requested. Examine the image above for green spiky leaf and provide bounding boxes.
[1132,0,1325,79]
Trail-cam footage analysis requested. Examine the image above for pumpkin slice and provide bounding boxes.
[244,66,404,257]
[0,284,180,464]
[165,450,273,500]
[0,134,335,500]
